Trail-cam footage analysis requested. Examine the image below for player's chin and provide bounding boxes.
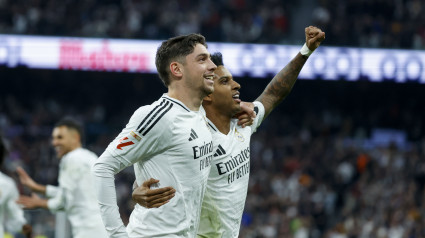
[55,149,65,158]
[204,85,214,94]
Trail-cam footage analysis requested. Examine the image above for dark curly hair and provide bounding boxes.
[211,52,224,67]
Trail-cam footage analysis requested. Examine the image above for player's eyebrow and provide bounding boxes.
[195,53,210,60]
[218,75,233,82]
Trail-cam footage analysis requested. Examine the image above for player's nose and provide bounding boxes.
[232,80,241,90]
[207,58,217,71]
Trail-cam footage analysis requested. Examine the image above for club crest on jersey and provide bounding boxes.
[235,129,244,142]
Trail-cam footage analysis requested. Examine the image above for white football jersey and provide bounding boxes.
[46,148,107,238]
[0,172,26,236]
[198,101,265,238]
[93,95,214,238]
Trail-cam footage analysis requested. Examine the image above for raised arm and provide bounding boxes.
[256,26,325,119]
[16,166,47,194]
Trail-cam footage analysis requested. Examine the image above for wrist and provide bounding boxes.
[32,183,46,194]
[300,43,314,56]
[38,198,49,209]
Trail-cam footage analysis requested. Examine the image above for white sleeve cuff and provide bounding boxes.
[45,185,59,197]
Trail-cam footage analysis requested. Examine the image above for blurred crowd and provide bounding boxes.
[311,0,425,49]
[1,67,425,237]
[0,0,424,48]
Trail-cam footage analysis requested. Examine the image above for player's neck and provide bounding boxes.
[205,110,232,135]
[68,145,82,153]
[168,88,204,111]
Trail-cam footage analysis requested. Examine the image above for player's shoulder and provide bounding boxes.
[76,148,98,159]
[231,119,253,136]
[135,96,188,118]
[0,172,12,183]
[230,101,265,136]
[0,172,17,189]
[131,95,193,133]
[64,148,97,163]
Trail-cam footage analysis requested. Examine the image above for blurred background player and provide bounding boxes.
[0,136,32,238]
[132,26,325,238]
[16,118,107,238]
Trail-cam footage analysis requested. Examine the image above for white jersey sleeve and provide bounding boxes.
[45,185,59,197]
[47,186,66,212]
[53,148,107,238]
[46,154,82,212]
[0,173,26,235]
[92,99,176,237]
[251,101,265,134]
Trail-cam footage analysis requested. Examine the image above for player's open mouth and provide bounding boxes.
[232,93,241,103]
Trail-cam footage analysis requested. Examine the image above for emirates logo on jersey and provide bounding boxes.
[215,146,250,175]
[192,141,213,159]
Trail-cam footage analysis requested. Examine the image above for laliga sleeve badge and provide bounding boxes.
[116,131,141,150]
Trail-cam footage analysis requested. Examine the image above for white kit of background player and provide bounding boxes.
[16,119,108,238]
[0,172,27,236]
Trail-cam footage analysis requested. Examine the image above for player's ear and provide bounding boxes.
[69,129,81,144]
[170,62,183,78]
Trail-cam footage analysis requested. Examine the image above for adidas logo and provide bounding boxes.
[214,145,226,157]
[188,129,198,141]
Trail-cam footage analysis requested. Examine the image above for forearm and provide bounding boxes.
[92,156,129,237]
[36,199,49,209]
[30,183,47,194]
[256,53,308,118]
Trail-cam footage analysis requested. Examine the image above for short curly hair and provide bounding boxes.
[211,52,224,67]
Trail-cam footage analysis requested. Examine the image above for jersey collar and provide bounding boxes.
[161,94,190,112]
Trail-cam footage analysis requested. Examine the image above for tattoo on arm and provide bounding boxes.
[256,53,308,119]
